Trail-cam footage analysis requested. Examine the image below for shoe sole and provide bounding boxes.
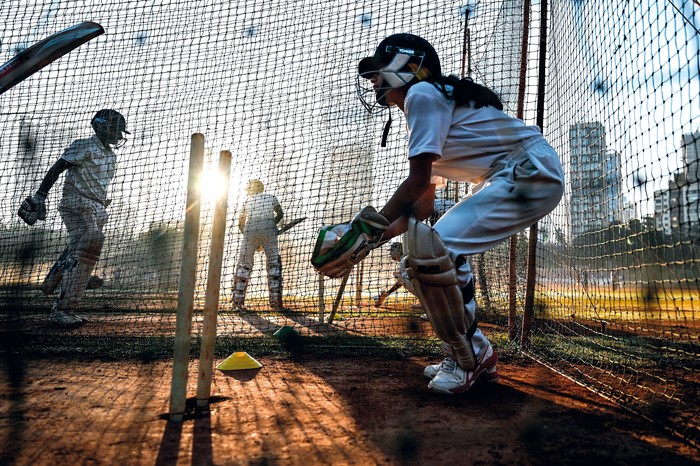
[424,366,500,383]
[479,369,500,383]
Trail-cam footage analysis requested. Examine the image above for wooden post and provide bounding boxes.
[508,236,518,340]
[521,223,538,347]
[196,150,232,408]
[169,133,204,422]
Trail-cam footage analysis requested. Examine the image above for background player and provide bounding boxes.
[312,33,564,394]
[373,242,411,307]
[18,109,129,326]
[233,179,285,311]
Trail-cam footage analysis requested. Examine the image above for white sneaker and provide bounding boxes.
[423,341,457,378]
[50,306,86,327]
[424,341,500,381]
[424,357,499,383]
[427,344,499,394]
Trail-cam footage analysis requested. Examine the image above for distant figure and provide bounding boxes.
[373,242,413,307]
[429,185,456,226]
[18,109,130,326]
[233,179,285,310]
[376,190,453,308]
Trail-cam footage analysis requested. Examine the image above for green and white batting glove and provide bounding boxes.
[311,206,389,278]
[18,192,47,226]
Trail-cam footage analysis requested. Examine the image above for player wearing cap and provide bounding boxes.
[312,33,564,394]
[232,179,285,311]
[18,109,130,326]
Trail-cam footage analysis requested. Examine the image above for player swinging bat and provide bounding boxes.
[18,109,130,327]
[0,21,104,95]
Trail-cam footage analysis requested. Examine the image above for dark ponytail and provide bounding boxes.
[430,75,503,110]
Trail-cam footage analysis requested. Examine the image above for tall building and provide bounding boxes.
[654,187,681,235]
[683,132,699,183]
[652,132,700,237]
[568,122,622,238]
[681,132,700,236]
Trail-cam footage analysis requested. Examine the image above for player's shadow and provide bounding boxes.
[304,358,697,465]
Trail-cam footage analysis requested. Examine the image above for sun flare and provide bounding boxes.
[199,169,230,203]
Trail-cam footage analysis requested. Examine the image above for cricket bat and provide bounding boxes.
[277,217,306,235]
[327,268,351,325]
[0,21,104,95]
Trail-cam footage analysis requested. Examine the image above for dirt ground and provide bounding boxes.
[0,354,698,466]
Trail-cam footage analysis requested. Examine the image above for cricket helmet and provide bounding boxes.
[357,33,441,111]
[246,179,264,195]
[91,109,130,147]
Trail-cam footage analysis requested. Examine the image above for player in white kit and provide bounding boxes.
[233,179,285,310]
[312,33,564,394]
[18,109,129,327]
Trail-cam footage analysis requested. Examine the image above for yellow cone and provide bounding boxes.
[216,351,263,371]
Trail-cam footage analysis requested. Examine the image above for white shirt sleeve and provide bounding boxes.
[405,83,454,159]
[60,139,89,165]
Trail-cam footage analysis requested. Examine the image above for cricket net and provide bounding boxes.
[0,0,697,446]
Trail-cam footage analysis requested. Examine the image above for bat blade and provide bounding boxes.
[0,21,104,95]
[277,217,306,235]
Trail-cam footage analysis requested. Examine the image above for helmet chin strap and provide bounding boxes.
[380,109,392,148]
[376,52,426,147]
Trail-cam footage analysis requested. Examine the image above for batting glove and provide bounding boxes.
[18,192,47,226]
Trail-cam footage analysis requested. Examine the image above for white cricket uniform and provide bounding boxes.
[404,81,565,351]
[56,135,115,311]
[234,192,283,308]
[238,193,282,262]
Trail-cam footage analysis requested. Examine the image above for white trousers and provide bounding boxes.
[433,136,565,353]
[234,221,282,307]
[56,193,108,311]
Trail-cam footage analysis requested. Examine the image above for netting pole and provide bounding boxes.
[355,261,363,309]
[318,275,325,321]
[196,150,232,409]
[522,0,548,347]
[168,133,205,422]
[510,0,532,341]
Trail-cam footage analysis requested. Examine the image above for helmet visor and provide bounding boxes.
[358,45,425,85]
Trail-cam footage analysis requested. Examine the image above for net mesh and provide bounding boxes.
[0,0,697,447]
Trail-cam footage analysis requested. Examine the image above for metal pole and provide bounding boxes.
[522,0,549,347]
[510,0,532,341]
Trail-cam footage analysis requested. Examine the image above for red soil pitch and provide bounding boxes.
[0,355,697,465]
